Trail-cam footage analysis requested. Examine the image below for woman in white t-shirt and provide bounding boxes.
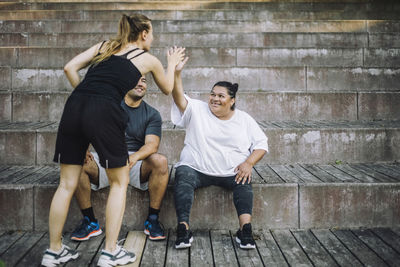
[171,58,268,250]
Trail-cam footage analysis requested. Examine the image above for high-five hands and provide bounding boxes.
[176,56,189,72]
[167,46,186,68]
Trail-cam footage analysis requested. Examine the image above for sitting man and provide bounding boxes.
[71,76,169,241]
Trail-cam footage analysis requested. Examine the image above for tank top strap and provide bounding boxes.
[96,40,107,55]
[120,48,140,58]
[128,50,147,60]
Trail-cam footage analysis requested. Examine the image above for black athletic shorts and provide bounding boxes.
[53,93,129,168]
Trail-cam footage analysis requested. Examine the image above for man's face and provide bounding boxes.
[127,76,147,100]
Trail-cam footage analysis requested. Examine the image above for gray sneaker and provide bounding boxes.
[97,245,136,267]
[41,244,79,267]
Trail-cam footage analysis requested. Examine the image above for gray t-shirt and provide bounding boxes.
[121,100,162,152]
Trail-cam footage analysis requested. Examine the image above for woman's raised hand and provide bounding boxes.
[167,46,186,67]
[176,56,189,72]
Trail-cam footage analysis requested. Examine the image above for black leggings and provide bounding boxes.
[174,165,253,224]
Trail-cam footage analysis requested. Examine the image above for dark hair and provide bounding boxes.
[212,81,239,110]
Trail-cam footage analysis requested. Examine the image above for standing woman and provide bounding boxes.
[41,14,185,267]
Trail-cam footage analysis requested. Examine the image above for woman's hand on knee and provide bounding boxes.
[234,162,252,184]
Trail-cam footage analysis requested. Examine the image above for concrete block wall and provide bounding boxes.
[2,182,400,231]
[0,0,399,165]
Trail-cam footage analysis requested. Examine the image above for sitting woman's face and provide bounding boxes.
[208,85,235,119]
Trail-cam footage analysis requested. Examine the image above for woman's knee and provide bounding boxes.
[106,166,130,188]
[175,166,198,185]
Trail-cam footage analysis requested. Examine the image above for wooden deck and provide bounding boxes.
[1,162,400,185]
[1,228,400,266]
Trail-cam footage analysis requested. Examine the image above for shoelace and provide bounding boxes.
[116,239,126,247]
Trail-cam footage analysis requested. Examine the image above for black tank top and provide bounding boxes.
[73,43,146,103]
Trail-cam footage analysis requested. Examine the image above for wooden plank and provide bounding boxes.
[271,230,313,267]
[0,166,10,173]
[331,229,387,267]
[6,166,43,184]
[0,231,24,255]
[0,166,26,182]
[291,229,338,266]
[140,231,168,267]
[367,164,400,182]
[350,164,397,183]
[123,231,146,267]
[233,231,263,267]
[254,165,284,184]
[1,231,45,266]
[35,168,60,184]
[317,164,360,183]
[383,164,400,173]
[311,229,363,267]
[65,233,104,266]
[285,164,322,183]
[165,229,189,267]
[372,228,400,254]
[15,232,50,267]
[190,230,213,267]
[333,164,379,183]
[251,168,265,184]
[255,230,288,267]
[269,165,302,183]
[352,229,400,266]
[210,230,239,267]
[17,166,54,184]
[300,164,339,183]
[392,228,400,238]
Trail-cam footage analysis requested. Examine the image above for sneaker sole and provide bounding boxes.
[41,252,79,267]
[144,229,166,241]
[235,237,255,249]
[175,236,193,249]
[71,229,103,241]
[97,255,136,267]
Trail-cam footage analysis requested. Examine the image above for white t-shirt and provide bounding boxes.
[171,95,269,176]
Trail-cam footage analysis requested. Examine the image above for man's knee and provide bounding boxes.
[146,153,168,174]
[82,159,99,185]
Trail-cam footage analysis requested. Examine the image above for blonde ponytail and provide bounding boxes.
[91,13,151,65]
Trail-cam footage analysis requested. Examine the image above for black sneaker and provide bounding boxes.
[175,223,193,249]
[41,244,79,266]
[236,223,256,249]
[144,214,166,241]
[71,216,102,241]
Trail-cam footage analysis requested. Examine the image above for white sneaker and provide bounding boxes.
[41,244,79,267]
[97,245,136,267]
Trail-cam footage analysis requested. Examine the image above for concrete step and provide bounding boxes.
[4,32,385,49]
[1,3,400,21]
[0,120,399,165]
[1,46,400,68]
[2,20,400,38]
[0,163,399,231]
[0,19,374,33]
[1,1,399,15]
[1,91,399,123]
[3,64,400,91]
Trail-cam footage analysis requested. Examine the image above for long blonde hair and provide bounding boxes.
[91,13,151,65]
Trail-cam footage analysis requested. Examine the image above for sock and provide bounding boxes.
[81,207,96,222]
[148,207,160,218]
